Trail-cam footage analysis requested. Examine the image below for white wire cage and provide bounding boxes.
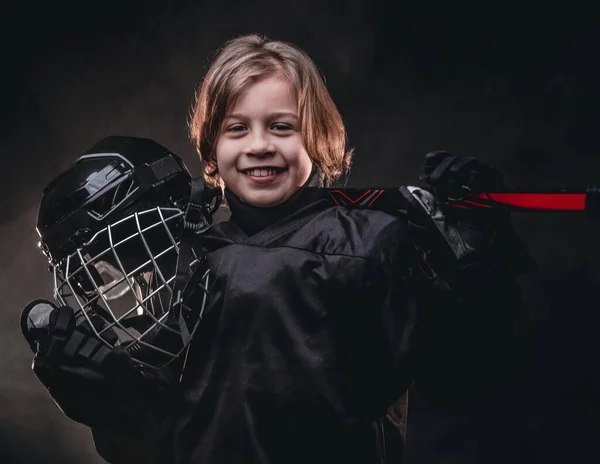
[51,206,209,369]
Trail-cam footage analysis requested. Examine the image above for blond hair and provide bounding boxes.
[188,34,353,190]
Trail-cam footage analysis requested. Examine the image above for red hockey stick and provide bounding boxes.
[323,187,600,213]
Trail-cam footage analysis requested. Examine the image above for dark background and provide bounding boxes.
[2,2,600,462]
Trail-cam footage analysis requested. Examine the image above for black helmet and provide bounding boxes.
[36,136,219,369]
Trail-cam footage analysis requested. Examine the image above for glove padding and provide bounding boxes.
[23,301,169,429]
[410,151,536,289]
[420,151,508,200]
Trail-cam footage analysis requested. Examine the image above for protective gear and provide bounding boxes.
[402,151,537,294]
[420,150,507,200]
[90,180,529,464]
[35,136,219,369]
[21,299,174,429]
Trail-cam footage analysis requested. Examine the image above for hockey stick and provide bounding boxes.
[323,187,600,213]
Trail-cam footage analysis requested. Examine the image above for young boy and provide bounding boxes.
[28,34,533,464]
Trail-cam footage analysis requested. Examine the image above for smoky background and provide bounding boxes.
[1,2,599,463]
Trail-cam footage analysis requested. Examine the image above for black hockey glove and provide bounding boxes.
[408,151,536,294]
[21,300,171,429]
[420,151,508,202]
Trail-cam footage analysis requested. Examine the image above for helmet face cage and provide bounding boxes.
[52,205,210,369]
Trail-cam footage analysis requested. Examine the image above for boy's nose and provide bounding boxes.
[246,133,274,157]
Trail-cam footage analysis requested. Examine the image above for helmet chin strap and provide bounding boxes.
[169,176,219,346]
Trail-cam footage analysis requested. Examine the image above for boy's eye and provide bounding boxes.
[227,125,246,132]
[272,124,292,131]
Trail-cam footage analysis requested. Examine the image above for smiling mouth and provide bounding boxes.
[241,167,287,177]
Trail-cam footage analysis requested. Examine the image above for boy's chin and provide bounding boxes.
[241,188,296,208]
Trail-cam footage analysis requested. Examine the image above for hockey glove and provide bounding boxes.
[407,151,536,293]
[21,299,170,429]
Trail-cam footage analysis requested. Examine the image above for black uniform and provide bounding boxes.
[92,175,530,464]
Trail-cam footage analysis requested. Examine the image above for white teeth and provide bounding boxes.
[245,168,280,177]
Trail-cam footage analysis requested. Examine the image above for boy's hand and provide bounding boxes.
[420,150,507,201]
[409,151,536,289]
[21,301,156,428]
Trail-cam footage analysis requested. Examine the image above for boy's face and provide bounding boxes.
[215,74,313,207]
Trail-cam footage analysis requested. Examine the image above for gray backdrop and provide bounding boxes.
[2,2,599,463]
